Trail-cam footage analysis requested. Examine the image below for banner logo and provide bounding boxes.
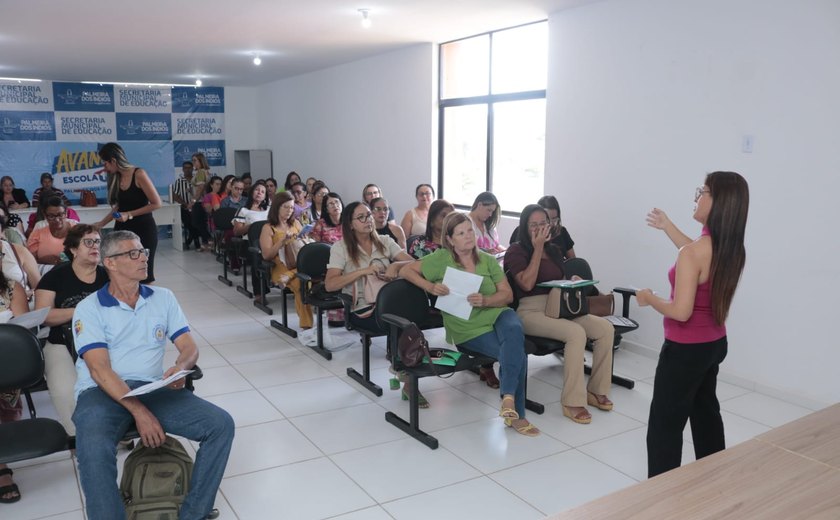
[52,148,108,192]
[54,82,114,112]
[117,87,171,113]
[173,114,225,139]
[116,113,172,141]
[171,87,224,113]
[0,111,56,141]
[173,140,225,167]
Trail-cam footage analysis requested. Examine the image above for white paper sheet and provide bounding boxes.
[8,306,50,329]
[121,370,195,398]
[434,266,483,320]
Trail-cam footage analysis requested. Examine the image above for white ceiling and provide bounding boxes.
[0,0,598,87]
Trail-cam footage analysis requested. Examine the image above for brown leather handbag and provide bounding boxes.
[397,323,429,367]
[79,190,98,207]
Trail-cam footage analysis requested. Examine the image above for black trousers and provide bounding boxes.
[647,336,728,478]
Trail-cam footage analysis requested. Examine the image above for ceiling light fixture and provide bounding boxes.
[0,77,42,83]
[195,78,202,87]
[253,55,262,66]
[81,81,197,88]
[358,8,372,29]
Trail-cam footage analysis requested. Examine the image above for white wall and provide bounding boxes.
[224,86,261,176]
[546,0,840,404]
[254,44,437,214]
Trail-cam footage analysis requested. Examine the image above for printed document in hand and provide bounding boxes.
[122,370,194,398]
[435,267,483,320]
[7,306,50,329]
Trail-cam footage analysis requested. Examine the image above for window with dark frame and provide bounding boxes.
[438,21,547,215]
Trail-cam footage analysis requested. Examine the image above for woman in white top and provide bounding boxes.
[233,181,270,237]
[1,238,40,295]
[400,184,435,238]
[468,191,505,255]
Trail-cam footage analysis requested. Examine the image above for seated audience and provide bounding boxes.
[31,172,71,207]
[0,267,28,503]
[0,201,25,244]
[370,197,406,250]
[283,171,301,192]
[510,195,576,260]
[406,199,454,259]
[240,172,253,193]
[27,196,75,267]
[469,191,505,254]
[305,177,317,198]
[0,175,29,209]
[221,178,247,211]
[504,204,614,424]
[400,183,435,238]
[290,182,311,224]
[25,190,80,238]
[233,181,269,237]
[1,235,41,298]
[265,178,278,196]
[400,212,538,435]
[362,184,396,222]
[71,230,234,520]
[34,224,108,436]
[308,181,329,222]
[259,192,314,327]
[311,192,344,244]
[219,175,237,200]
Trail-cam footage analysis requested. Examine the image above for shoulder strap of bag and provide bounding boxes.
[8,242,27,289]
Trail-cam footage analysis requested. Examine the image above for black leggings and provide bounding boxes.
[647,336,728,477]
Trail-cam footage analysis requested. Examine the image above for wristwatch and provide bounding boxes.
[128,212,133,220]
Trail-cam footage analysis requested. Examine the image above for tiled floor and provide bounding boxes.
[5,241,821,520]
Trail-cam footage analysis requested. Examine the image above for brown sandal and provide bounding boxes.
[479,367,500,389]
[563,406,592,424]
[587,392,614,411]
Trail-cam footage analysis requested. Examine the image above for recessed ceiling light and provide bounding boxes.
[195,78,202,87]
[359,8,372,29]
[253,55,262,66]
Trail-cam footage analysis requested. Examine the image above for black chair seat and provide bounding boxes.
[0,418,69,464]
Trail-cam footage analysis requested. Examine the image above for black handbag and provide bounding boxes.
[545,287,590,319]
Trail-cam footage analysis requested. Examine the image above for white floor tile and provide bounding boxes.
[222,420,322,477]
[202,389,285,427]
[196,321,280,346]
[383,477,544,520]
[606,380,654,424]
[491,450,637,515]
[221,458,374,520]
[721,392,814,428]
[290,403,405,454]
[534,402,645,448]
[379,386,500,433]
[234,355,334,388]
[192,365,254,398]
[329,506,394,520]
[260,377,372,418]
[213,337,302,365]
[0,458,82,520]
[433,417,571,473]
[331,439,481,502]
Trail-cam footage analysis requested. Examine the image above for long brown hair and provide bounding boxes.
[98,142,133,205]
[705,171,749,325]
[341,201,385,267]
[441,211,479,266]
[268,192,295,227]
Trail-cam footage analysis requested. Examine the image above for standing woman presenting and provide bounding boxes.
[95,142,162,283]
[637,171,749,478]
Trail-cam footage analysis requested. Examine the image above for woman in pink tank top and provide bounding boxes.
[636,171,749,478]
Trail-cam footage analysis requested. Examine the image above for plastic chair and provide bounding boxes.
[212,207,239,286]
[0,324,69,464]
[295,242,344,360]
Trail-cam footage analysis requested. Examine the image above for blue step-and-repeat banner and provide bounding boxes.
[0,80,226,203]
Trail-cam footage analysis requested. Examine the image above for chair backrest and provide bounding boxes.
[212,207,239,231]
[509,226,520,246]
[375,279,432,329]
[296,242,332,278]
[247,220,267,246]
[564,257,599,296]
[0,324,45,392]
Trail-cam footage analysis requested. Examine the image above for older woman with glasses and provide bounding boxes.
[370,197,406,250]
[27,196,75,267]
[289,182,311,224]
[362,184,396,222]
[34,224,109,436]
[311,192,345,245]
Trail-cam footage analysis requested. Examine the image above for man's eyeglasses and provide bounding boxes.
[372,206,389,213]
[353,213,372,223]
[45,212,66,221]
[81,238,101,248]
[107,248,149,260]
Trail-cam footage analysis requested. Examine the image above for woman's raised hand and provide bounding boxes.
[531,222,551,248]
[646,208,671,230]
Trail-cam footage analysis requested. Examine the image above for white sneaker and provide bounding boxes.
[298,328,318,347]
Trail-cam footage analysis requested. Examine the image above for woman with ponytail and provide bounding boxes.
[637,171,749,477]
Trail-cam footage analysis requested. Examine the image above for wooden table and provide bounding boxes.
[16,203,184,252]
[550,404,840,519]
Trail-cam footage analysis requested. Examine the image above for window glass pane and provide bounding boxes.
[491,99,546,213]
[442,104,488,206]
[441,35,490,99]
[491,22,548,95]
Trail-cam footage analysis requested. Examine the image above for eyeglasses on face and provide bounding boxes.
[81,238,102,248]
[364,190,380,198]
[695,186,710,202]
[326,201,342,208]
[107,248,149,260]
[45,212,66,221]
[353,213,372,223]
[292,189,305,195]
[527,221,550,230]
[417,191,433,197]
[372,206,389,212]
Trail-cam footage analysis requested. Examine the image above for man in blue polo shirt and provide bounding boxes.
[71,230,234,520]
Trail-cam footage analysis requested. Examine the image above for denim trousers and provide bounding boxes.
[460,309,528,417]
[73,382,235,520]
[647,336,728,478]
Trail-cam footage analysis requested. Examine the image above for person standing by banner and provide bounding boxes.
[94,143,162,284]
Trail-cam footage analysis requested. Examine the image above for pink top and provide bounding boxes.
[663,228,726,343]
[311,218,343,245]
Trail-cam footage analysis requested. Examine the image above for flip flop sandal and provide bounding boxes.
[401,388,430,408]
[0,468,20,503]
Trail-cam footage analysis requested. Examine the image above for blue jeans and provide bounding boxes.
[460,309,528,417]
[73,382,235,520]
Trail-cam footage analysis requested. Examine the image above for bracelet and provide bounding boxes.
[128,212,133,220]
